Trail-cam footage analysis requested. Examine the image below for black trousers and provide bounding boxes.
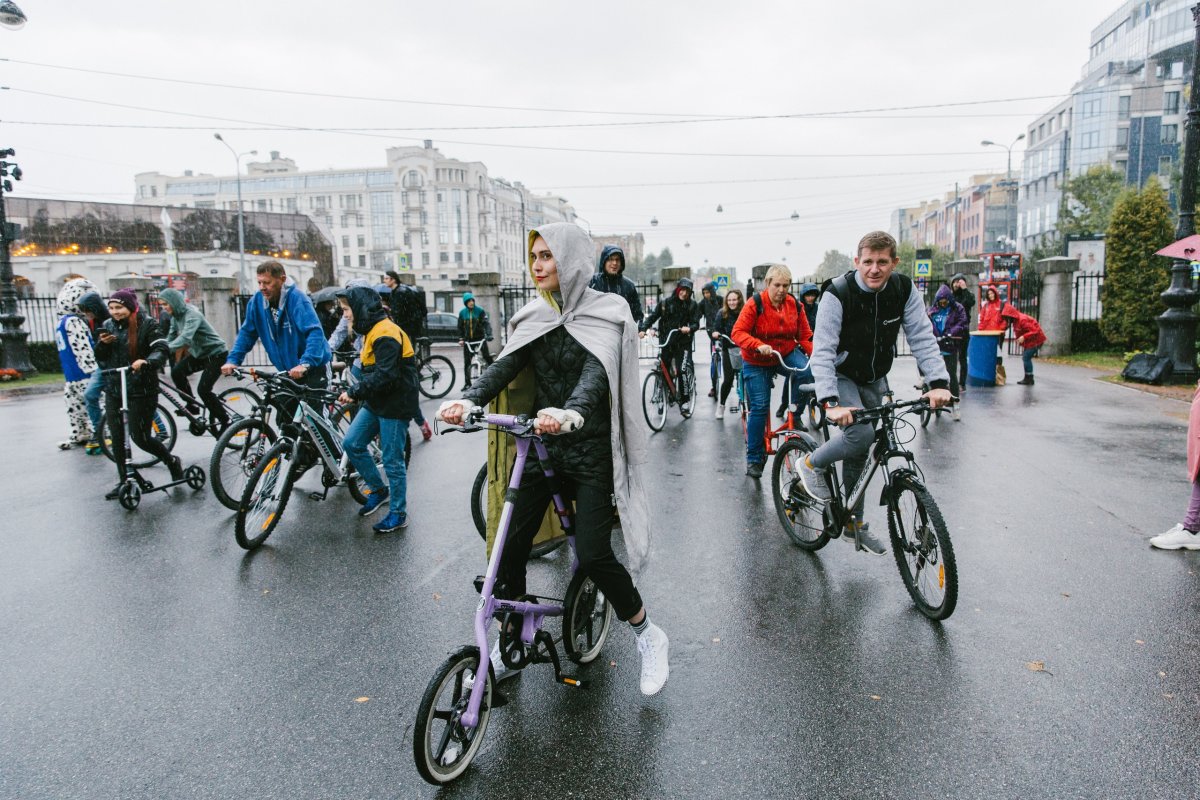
[499,467,643,622]
[462,340,493,380]
[105,392,172,479]
[957,334,969,387]
[171,351,229,426]
[661,338,693,397]
[719,346,737,404]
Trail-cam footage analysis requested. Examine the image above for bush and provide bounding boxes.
[1100,181,1174,350]
[0,341,63,374]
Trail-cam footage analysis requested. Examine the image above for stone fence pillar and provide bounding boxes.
[467,272,502,343]
[200,276,240,344]
[945,259,983,331]
[1035,257,1078,356]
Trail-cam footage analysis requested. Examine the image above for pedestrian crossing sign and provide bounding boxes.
[915,259,932,277]
[714,273,730,289]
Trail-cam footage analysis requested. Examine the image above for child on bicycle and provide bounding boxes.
[439,222,669,697]
[335,285,419,534]
[731,264,813,479]
[799,231,952,554]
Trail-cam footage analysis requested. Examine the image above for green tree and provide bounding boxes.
[814,249,852,281]
[1059,165,1125,238]
[1099,180,1174,350]
[657,247,673,267]
[172,210,227,251]
[295,225,334,286]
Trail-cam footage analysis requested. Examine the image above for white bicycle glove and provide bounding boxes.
[537,407,584,432]
[436,399,470,421]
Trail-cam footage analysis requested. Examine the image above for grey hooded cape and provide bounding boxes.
[493,222,652,572]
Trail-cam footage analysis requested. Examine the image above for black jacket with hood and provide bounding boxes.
[640,278,701,345]
[340,286,419,420]
[587,244,643,323]
[950,273,976,320]
[698,281,722,332]
[94,311,170,398]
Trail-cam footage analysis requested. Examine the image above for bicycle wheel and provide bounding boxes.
[235,441,295,550]
[413,645,494,785]
[217,386,262,425]
[642,372,667,432]
[771,437,830,550]
[330,403,382,505]
[562,570,613,664]
[471,462,487,539]
[418,355,456,399]
[887,475,958,620]
[99,403,177,468]
[679,362,696,419]
[209,418,277,511]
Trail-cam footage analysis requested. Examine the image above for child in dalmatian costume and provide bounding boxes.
[54,278,99,449]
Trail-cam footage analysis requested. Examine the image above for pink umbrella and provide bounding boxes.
[1155,234,1200,260]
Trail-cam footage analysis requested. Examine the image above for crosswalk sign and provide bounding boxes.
[713,273,730,289]
[915,259,932,277]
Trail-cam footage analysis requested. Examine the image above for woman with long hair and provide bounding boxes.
[713,288,745,419]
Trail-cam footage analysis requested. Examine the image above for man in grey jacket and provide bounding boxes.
[799,231,952,554]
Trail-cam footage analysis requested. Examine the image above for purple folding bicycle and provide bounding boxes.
[413,407,613,785]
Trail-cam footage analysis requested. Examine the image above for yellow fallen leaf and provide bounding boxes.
[432,593,442,601]
[712,638,721,644]
[869,695,882,701]
[354,696,369,703]
[1136,640,1145,645]
[1025,660,1047,672]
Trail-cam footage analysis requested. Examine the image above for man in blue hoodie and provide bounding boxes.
[588,244,643,324]
[221,261,331,394]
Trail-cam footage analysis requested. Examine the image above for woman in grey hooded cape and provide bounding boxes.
[440,222,668,696]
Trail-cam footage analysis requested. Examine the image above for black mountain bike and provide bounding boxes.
[415,337,455,399]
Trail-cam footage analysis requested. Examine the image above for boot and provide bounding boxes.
[1017,374,1034,386]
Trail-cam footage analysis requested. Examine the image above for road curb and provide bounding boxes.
[0,382,65,399]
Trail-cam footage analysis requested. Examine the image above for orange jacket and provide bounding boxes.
[731,291,813,367]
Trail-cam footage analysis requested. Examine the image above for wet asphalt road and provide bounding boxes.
[2,355,1198,800]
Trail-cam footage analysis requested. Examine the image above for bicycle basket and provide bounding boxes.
[728,348,743,371]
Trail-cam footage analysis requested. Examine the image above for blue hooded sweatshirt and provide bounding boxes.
[227,282,331,371]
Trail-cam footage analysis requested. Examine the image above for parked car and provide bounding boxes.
[425,311,459,343]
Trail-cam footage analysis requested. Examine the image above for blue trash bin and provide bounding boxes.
[967,331,1002,387]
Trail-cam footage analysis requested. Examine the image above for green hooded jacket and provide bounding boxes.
[159,288,227,359]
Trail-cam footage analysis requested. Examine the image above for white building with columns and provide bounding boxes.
[135,141,577,298]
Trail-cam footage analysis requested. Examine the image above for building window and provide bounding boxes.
[422,252,430,266]
[1159,155,1173,175]
[439,252,449,263]
[1162,124,1179,144]
[358,254,366,267]
[1118,95,1130,120]
[403,232,411,246]
[454,252,463,263]
[1117,127,1129,148]
[343,255,350,267]
[357,235,365,248]
[1082,99,1101,118]
[421,231,430,246]
[1165,91,1181,115]
[1115,159,1127,176]
[342,236,349,249]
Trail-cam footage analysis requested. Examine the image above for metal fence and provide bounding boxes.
[230,293,273,366]
[14,296,59,343]
[499,283,663,358]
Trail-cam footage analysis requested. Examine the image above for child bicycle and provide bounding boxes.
[641,328,696,431]
[102,367,206,509]
[462,339,491,388]
[771,394,959,620]
[233,371,383,549]
[413,408,613,785]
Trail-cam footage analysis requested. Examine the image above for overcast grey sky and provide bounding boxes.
[2,0,1105,280]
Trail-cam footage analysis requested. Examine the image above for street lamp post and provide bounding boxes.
[981,134,1026,250]
[0,146,33,375]
[1155,3,1200,383]
[213,133,256,290]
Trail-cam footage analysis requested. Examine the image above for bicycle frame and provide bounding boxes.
[460,412,576,729]
[652,328,693,400]
[761,349,813,455]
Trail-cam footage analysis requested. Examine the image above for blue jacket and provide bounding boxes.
[227,283,331,371]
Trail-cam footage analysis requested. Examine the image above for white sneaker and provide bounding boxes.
[489,638,521,683]
[636,622,669,696]
[1150,523,1200,550]
[952,404,961,422]
[716,403,725,420]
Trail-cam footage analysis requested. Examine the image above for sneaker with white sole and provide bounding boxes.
[636,622,669,696]
[489,638,521,683]
[1150,523,1200,550]
[798,455,831,502]
[716,403,725,419]
[843,519,887,555]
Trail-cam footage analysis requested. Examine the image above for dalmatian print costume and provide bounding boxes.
[55,279,98,448]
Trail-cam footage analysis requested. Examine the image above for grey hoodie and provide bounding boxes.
[159,288,227,359]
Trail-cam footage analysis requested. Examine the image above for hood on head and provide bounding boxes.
[933,284,954,305]
[1000,305,1020,320]
[984,285,1001,301]
[598,244,626,274]
[337,285,388,335]
[950,272,967,285]
[56,278,95,316]
[799,282,819,298]
[674,277,694,299]
[158,288,188,317]
[528,223,595,313]
[702,281,717,295]
[462,292,474,306]
[77,290,109,322]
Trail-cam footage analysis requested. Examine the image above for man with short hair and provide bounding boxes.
[457,292,494,390]
[799,231,952,554]
[221,261,331,393]
[588,245,643,324]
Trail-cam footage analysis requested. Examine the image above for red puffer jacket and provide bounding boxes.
[731,291,813,367]
[1000,307,1046,350]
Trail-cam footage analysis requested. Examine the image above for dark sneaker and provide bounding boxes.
[843,520,887,555]
[798,455,831,502]
[105,484,123,501]
[168,455,184,481]
[373,511,408,533]
[746,462,764,479]
[358,487,390,517]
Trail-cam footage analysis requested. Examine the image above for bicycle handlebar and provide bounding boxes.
[436,406,539,438]
[651,328,691,350]
[848,394,958,424]
[767,349,811,374]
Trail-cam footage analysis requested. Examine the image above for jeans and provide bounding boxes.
[85,369,105,435]
[742,349,812,466]
[502,467,643,621]
[343,406,408,517]
[171,351,230,426]
[811,376,890,518]
[1022,346,1040,375]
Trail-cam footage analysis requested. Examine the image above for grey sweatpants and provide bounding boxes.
[810,375,890,517]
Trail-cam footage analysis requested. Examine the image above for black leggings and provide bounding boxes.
[105,393,172,479]
[718,346,737,404]
[499,466,643,621]
[171,351,229,425]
